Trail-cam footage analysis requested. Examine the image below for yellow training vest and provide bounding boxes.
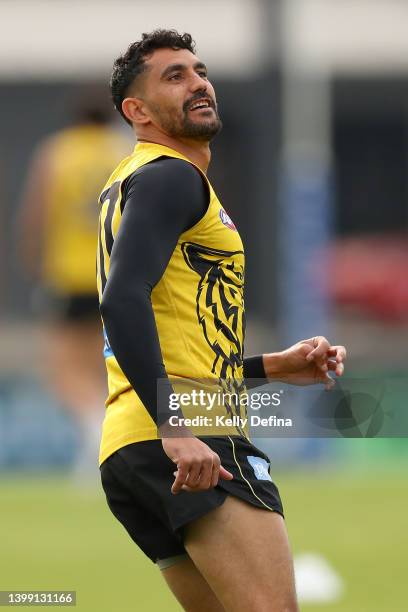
[97,142,246,465]
[42,124,130,294]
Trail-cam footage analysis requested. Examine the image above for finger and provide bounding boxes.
[311,352,329,373]
[210,463,220,488]
[185,460,202,488]
[306,336,330,361]
[315,369,335,387]
[197,461,214,491]
[219,465,234,481]
[323,373,336,390]
[171,463,189,494]
[327,359,337,371]
[178,463,213,493]
[327,352,346,376]
[327,359,344,376]
[335,362,345,376]
[327,346,347,362]
[180,484,203,493]
[210,453,221,488]
[191,457,214,491]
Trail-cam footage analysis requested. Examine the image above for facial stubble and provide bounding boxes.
[151,101,222,141]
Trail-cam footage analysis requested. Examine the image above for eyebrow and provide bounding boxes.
[160,61,207,79]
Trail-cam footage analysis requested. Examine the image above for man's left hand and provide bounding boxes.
[263,337,347,389]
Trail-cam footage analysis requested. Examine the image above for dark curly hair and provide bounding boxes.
[110,29,196,125]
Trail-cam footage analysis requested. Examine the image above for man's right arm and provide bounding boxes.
[100,157,233,493]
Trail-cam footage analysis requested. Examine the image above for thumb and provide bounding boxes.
[219,465,234,481]
[321,372,335,390]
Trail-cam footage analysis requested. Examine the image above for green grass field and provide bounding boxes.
[1,467,407,611]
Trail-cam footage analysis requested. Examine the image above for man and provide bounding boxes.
[98,30,346,612]
[18,94,130,477]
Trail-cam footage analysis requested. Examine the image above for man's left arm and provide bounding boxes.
[244,337,347,390]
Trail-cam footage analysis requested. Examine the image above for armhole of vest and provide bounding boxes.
[120,155,171,212]
[154,156,211,233]
[182,160,211,232]
[121,155,211,226]
[146,155,210,207]
[179,166,213,238]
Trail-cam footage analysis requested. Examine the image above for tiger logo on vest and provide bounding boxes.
[181,242,246,423]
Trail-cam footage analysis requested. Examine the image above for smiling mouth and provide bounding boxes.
[188,99,213,112]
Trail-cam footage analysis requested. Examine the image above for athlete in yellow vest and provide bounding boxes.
[98,140,248,462]
[98,30,347,612]
[18,99,130,477]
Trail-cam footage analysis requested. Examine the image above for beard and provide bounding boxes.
[175,109,222,141]
[150,99,223,141]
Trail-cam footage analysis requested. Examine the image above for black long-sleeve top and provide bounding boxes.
[100,157,266,426]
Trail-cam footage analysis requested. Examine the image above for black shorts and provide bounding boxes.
[33,288,99,322]
[100,436,284,564]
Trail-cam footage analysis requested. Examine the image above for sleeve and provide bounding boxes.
[243,356,267,389]
[100,157,208,427]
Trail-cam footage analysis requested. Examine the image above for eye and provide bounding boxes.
[198,71,208,79]
[168,73,182,81]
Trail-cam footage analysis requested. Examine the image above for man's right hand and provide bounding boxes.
[161,435,233,495]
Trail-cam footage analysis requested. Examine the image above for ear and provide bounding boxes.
[121,97,150,126]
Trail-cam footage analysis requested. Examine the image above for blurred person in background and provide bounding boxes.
[18,90,130,478]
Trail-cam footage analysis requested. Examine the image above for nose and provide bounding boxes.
[189,71,208,93]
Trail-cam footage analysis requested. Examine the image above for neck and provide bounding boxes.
[135,127,211,173]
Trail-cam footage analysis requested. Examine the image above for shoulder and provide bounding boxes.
[124,157,205,194]
[121,156,209,226]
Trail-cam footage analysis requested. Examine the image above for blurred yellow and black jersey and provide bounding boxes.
[41,124,130,295]
[97,142,246,465]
